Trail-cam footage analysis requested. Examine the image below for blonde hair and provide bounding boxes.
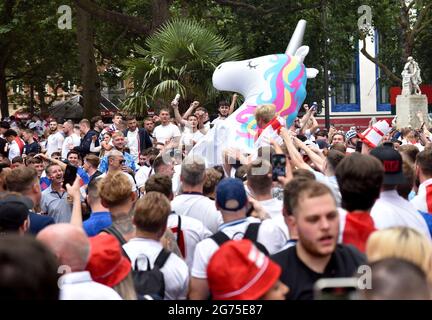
[366,227,432,282]
[255,104,276,125]
[112,273,137,300]
[132,192,171,234]
[98,172,133,207]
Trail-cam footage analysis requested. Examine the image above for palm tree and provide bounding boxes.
[122,18,242,115]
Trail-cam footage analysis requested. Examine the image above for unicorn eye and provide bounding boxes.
[217,65,222,70]
[247,61,258,69]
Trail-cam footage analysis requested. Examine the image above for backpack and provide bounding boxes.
[133,249,171,300]
[210,222,269,255]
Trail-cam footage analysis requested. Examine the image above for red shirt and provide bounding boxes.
[342,211,376,253]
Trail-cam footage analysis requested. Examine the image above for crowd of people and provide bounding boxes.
[1,97,432,301]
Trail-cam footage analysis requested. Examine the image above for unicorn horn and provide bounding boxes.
[285,20,307,56]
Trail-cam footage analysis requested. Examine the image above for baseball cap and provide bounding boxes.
[0,194,31,232]
[216,178,247,211]
[207,239,282,300]
[86,233,132,288]
[370,143,406,185]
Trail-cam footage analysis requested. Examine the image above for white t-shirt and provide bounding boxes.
[135,165,152,189]
[167,213,212,270]
[171,194,223,234]
[8,140,21,161]
[100,172,137,193]
[153,123,181,144]
[46,132,65,157]
[371,190,431,239]
[191,217,286,279]
[411,178,432,213]
[211,117,226,126]
[126,129,140,161]
[258,198,290,240]
[62,134,81,159]
[180,130,204,148]
[59,271,122,300]
[123,238,189,300]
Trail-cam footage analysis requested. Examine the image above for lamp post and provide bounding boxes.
[321,0,330,129]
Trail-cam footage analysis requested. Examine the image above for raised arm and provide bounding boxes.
[279,128,309,170]
[293,137,325,172]
[172,101,188,127]
[228,93,238,116]
[182,101,200,120]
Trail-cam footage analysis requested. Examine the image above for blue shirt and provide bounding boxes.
[83,211,112,237]
[98,151,136,173]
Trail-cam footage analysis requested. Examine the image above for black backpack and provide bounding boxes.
[210,222,269,255]
[133,249,171,300]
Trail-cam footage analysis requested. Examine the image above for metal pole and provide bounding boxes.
[322,0,330,129]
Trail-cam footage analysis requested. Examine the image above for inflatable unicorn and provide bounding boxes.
[190,20,318,166]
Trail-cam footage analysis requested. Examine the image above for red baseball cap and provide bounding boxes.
[207,239,281,300]
[86,233,131,288]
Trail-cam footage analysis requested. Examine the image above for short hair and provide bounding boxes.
[397,161,415,199]
[5,166,38,193]
[132,192,170,233]
[87,177,102,201]
[23,128,34,136]
[363,258,431,300]
[181,157,205,186]
[366,226,432,282]
[98,172,132,207]
[218,100,229,107]
[64,120,74,127]
[90,116,102,127]
[67,150,81,160]
[398,144,419,164]
[326,149,345,172]
[0,235,59,300]
[126,115,136,122]
[144,117,154,123]
[145,174,172,198]
[111,131,125,139]
[84,154,100,168]
[51,152,61,158]
[204,168,223,196]
[335,153,384,212]
[195,107,208,113]
[254,104,276,124]
[153,156,170,173]
[283,179,334,216]
[79,119,90,128]
[4,129,17,138]
[292,168,316,181]
[159,108,170,115]
[11,156,24,164]
[316,130,328,138]
[113,112,123,119]
[331,133,345,143]
[246,158,272,196]
[45,163,62,176]
[26,157,43,166]
[416,149,432,177]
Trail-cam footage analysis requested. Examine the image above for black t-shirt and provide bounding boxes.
[23,141,41,155]
[271,244,366,300]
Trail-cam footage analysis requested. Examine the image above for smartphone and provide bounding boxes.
[172,94,180,105]
[314,278,359,300]
[271,154,286,181]
[62,164,78,189]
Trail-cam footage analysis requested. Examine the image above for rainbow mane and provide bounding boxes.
[235,54,307,149]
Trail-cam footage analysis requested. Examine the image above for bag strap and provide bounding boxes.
[102,226,127,245]
[154,249,171,269]
[176,215,182,246]
[101,226,131,261]
[244,223,269,256]
[244,223,260,242]
[135,254,151,271]
[210,231,231,246]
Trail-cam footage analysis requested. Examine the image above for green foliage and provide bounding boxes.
[122,18,242,115]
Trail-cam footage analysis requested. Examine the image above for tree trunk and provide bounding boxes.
[151,0,172,31]
[29,84,34,116]
[38,84,48,117]
[0,66,9,118]
[76,6,101,120]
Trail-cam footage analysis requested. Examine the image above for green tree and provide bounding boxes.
[121,19,243,114]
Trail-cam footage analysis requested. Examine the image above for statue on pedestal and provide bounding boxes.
[402,56,422,96]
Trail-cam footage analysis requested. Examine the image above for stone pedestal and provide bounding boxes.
[395,94,428,129]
